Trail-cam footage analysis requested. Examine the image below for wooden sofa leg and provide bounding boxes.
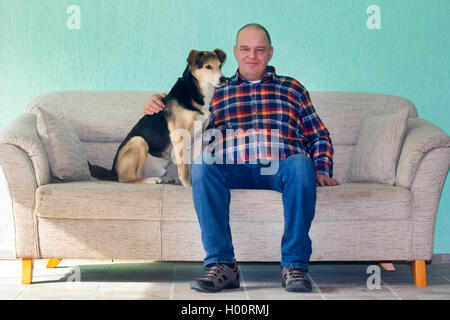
[412,260,427,287]
[380,262,395,271]
[21,258,34,284]
[46,258,62,268]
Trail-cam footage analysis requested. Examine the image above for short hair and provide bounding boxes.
[236,23,272,46]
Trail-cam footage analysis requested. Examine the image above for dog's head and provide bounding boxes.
[187,49,227,88]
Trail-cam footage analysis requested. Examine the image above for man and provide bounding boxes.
[145,24,340,293]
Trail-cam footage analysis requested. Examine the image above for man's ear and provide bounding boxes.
[187,50,200,66]
[213,48,227,64]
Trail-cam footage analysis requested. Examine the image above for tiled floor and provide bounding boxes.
[0,259,449,300]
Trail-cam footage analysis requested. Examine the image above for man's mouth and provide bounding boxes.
[246,62,260,68]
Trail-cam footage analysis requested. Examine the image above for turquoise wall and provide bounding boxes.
[1,0,449,252]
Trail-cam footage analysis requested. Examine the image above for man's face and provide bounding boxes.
[234,28,273,81]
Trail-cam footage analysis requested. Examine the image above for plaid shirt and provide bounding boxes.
[205,66,334,177]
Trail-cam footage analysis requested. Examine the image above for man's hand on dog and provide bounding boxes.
[144,93,167,115]
[317,174,340,187]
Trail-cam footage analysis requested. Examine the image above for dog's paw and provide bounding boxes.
[180,178,192,188]
[144,177,164,184]
[143,176,185,185]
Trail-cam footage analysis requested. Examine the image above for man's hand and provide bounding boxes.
[317,174,340,187]
[144,93,167,115]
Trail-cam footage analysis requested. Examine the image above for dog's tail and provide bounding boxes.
[88,162,118,181]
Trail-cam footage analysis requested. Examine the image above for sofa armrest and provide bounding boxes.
[396,118,449,260]
[0,143,40,258]
[409,145,449,260]
[0,112,52,258]
[396,118,450,188]
[0,113,51,186]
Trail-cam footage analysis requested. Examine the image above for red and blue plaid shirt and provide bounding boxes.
[205,66,334,177]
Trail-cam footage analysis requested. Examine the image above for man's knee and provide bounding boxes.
[283,154,316,182]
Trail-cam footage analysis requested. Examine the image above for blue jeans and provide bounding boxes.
[190,153,317,270]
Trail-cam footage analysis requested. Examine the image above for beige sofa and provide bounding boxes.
[0,91,448,286]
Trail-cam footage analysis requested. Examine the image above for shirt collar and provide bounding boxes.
[229,65,280,85]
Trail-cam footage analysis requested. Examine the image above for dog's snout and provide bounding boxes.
[219,76,227,84]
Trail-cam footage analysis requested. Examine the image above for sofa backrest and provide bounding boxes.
[26,91,418,182]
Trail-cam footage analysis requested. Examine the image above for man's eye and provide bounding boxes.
[205,65,213,69]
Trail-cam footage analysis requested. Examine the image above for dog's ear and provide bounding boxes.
[213,49,227,64]
[187,50,208,68]
[187,50,201,66]
[187,50,198,66]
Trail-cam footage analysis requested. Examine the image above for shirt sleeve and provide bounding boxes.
[296,89,334,177]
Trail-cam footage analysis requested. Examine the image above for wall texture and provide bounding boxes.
[0,0,449,252]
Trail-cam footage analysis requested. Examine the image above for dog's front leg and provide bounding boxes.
[177,162,191,187]
[170,134,192,188]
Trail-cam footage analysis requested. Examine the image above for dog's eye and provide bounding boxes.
[205,65,213,70]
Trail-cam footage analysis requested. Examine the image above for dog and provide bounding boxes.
[89,49,227,187]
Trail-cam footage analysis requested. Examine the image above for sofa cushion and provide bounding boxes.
[347,107,409,185]
[36,108,91,182]
[36,182,412,222]
[36,181,162,220]
[161,183,412,222]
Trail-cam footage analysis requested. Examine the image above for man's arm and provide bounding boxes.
[144,93,167,115]
[297,89,340,186]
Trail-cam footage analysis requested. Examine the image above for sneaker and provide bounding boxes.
[281,267,312,292]
[190,263,240,292]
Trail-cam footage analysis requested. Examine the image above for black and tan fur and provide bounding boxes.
[89,49,227,187]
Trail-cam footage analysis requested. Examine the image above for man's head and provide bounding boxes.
[234,23,273,81]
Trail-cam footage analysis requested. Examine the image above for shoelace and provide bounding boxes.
[287,268,306,280]
[202,264,223,280]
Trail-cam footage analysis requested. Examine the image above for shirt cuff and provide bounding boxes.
[315,161,332,178]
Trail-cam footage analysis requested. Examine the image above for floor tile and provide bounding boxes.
[1,259,449,300]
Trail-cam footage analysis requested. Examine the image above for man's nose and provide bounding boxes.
[249,49,257,58]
